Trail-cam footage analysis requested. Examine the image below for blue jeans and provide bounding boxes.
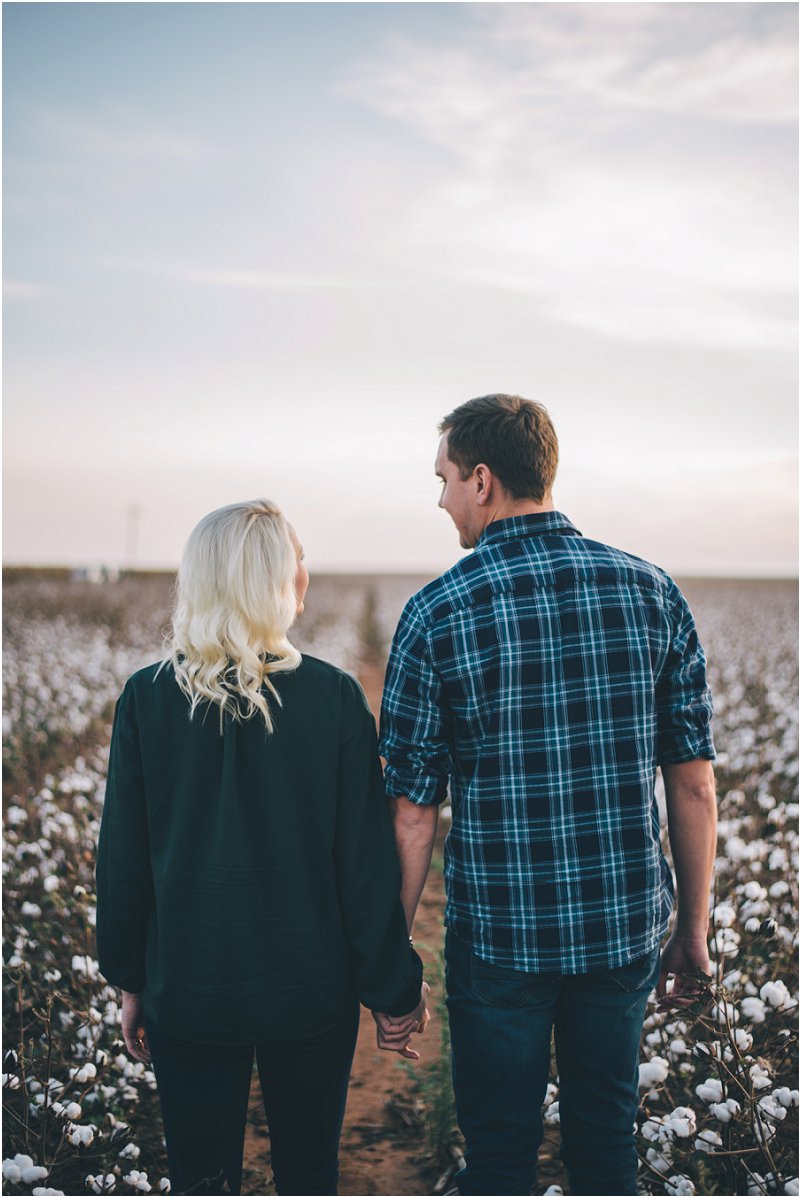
[144,1006,358,1195]
[445,929,661,1196]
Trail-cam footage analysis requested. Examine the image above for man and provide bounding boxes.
[377,395,716,1196]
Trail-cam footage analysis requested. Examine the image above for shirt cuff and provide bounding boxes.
[658,730,716,765]
[383,767,449,807]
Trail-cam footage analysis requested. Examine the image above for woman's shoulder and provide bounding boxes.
[291,656,370,710]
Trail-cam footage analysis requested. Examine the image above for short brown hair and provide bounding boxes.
[439,394,558,501]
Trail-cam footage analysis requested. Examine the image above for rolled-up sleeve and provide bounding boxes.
[379,598,451,806]
[655,583,716,765]
[96,682,153,992]
[334,674,423,1016]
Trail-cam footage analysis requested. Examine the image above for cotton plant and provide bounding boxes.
[4,575,799,1195]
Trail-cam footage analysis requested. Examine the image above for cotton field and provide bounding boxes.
[2,574,798,1195]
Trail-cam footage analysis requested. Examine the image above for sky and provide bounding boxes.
[3,2,798,576]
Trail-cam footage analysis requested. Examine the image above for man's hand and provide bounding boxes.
[372,982,430,1059]
[656,931,711,1011]
[121,990,151,1063]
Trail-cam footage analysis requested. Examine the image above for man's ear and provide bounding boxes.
[474,463,493,506]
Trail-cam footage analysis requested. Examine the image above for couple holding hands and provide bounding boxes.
[96,394,716,1197]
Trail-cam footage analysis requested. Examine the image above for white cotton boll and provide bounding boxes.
[670,1039,688,1056]
[14,1155,34,1169]
[758,1095,787,1122]
[158,1182,170,1194]
[638,1057,669,1088]
[21,902,42,917]
[3,1162,22,1183]
[543,1189,563,1196]
[74,1062,97,1084]
[645,1148,672,1174]
[32,1189,66,1196]
[710,1099,740,1123]
[645,1029,663,1047]
[713,903,737,928]
[784,1179,799,1195]
[65,1102,82,1120]
[760,980,792,1008]
[43,969,61,983]
[747,1178,766,1196]
[2,1073,20,1090]
[695,1129,722,1153]
[665,1175,696,1196]
[666,1107,696,1138]
[21,1166,49,1183]
[742,882,767,901]
[69,1125,95,1147]
[769,881,790,898]
[733,1028,754,1053]
[750,1064,773,1091]
[640,1119,663,1142]
[740,997,767,1023]
[43,876,59,893]
[773,1087,793,1108]
[695,1078,723,1103]
[118,1144,140,1160]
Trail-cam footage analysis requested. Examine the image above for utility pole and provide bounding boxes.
[125,503,140,574]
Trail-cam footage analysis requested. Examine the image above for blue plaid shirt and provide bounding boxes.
[379,511,715,973]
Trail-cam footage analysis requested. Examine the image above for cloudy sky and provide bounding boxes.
[4,2,797,575]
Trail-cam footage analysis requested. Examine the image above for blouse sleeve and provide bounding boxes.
[333,673,423,1016]
[95,681,154,992]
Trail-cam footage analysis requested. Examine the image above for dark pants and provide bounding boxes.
[445,929,661,1196]
[143,1006,359,1196]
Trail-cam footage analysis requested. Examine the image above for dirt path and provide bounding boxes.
[240,662,566,1196]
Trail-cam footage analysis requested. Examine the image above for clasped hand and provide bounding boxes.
[371,981,430,1060]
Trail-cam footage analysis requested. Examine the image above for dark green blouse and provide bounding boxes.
[95,656,422,1044]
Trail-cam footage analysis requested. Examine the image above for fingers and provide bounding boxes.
[123,1024,151,1064]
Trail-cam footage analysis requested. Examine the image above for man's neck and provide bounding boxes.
[484,496,555,529]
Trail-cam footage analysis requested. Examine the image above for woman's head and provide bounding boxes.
[165,499,305,731]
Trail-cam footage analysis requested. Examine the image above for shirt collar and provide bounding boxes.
[476,510,582,548]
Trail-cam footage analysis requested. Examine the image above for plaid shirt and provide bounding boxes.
[379,511,715,973]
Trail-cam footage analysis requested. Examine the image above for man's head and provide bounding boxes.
[435,394,559,548]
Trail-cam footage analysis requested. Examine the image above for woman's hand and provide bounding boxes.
[121,990,151,1063]
[372,981,430,1059]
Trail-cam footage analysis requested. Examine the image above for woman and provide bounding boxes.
[96,499,427,1196]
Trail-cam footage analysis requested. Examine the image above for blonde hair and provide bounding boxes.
[163,499,301,732]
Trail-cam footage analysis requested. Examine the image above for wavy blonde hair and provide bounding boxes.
[163,499,302,732]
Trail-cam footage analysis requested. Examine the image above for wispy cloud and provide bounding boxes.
[341,3,797,348]
[103,258,380,291]
[3,279,51,299]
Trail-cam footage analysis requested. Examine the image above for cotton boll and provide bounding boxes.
[665,1176,696,1196]
[665,1107,696,1138]
[21,1166,49,1184]
[784,1179,799,1195]
[710,1099,740,1123]
[750,1064,773,1091]
[695,1129,723,1153]
[645,1148,672,1175]
[713,903,736,927]
[2,1162,22,1183]
[638,1057,669,1088]
[760,980,792,1008]
[695,1078,723,1103]
[740,997,767,1023]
